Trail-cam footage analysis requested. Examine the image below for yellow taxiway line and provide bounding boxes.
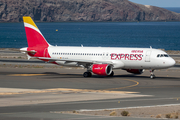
[4,74,140,95]
[8,74,46,76]
[104,78,139,90]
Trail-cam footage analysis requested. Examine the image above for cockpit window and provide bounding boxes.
[157,54,169,58]
[164,54,169,57]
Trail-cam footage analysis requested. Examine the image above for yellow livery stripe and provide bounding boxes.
[23,16,38,29]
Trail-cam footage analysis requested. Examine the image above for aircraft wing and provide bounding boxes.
[38,57,113,65]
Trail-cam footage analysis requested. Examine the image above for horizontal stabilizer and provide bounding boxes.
[21,50,37,54]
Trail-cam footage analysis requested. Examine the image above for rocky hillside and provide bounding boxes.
[0,0,180,22]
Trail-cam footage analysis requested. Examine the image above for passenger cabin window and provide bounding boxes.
[53,52,107,56]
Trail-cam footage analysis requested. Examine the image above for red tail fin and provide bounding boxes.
[23,16,50,48]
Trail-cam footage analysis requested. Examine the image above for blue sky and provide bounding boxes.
[129,0,180,7]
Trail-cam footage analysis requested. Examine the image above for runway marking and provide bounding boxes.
[174,97,180,101]
[44,97,179,107]
[8,74,46,76]
[104,78,139,90]
[77,103,180,112]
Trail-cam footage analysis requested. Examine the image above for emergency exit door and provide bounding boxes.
[145,50,151,62]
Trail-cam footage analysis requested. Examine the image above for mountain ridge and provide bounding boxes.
[0,0,180,22]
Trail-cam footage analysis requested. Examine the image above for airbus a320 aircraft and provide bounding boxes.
[20,16,175,79]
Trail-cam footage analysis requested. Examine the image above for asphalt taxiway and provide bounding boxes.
[0,64,180,120]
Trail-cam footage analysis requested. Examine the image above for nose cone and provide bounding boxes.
[168,58,176,67]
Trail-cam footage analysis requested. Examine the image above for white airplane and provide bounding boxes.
[20,16,176,79]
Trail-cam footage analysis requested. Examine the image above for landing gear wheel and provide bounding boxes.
[83,72,92,77]
[88,72,92,77]
[109,71,114,77]
[150,75,155,79]
[150,69,155,79]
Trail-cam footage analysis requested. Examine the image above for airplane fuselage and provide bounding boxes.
[22,46,175,70]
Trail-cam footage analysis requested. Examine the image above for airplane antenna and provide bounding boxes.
[150,46,152,49]
[81,44,83,47]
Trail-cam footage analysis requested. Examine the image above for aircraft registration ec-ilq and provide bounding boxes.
[20,16,175,79]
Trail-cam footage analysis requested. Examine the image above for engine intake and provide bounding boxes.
[91,64,112,76]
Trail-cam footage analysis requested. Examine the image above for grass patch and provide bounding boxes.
[156,114,161,118]
[109,111,117,116]
[121,110,129,116]
[72,110,78,114]
[165,113,173,118]
[175,115,179,119]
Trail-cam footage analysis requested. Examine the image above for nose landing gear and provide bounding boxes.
[150,69,155,79]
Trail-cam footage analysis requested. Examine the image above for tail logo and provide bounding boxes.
[23,16,49,48]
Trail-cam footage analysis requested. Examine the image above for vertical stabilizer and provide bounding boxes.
[23,16,50,48]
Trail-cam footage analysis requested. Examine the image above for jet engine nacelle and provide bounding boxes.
[126,69,144,74]
[91,64,112,76]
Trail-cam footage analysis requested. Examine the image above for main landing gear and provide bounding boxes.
[109,71,114,77]
[83,72,92,77]
[150,69,155,79]
[83,71,114,77]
